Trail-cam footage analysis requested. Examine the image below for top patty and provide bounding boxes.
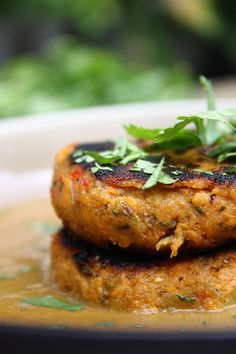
[51,141,236,257]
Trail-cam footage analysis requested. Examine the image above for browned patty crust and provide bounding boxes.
[51,142,236,257]
[51,229,236,312]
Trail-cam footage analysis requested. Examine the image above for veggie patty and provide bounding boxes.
[51,141,236,257]
[51,228,236,312]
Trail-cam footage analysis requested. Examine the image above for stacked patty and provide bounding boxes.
[51,142,236,312]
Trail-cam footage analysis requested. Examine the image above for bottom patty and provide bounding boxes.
[51,229,236,312]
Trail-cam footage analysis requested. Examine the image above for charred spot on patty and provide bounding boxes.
[61,228,168,269]
[75,141,114,153]
[60,228,236,271]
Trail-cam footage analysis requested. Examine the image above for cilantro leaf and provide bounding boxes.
[176,293,196,304]
[177,109,236,146]
[126,108,236,150]
[31,222,59,236]
[131,159,157,174]
[227,167,236,173]
[199,75,216,111]
[22,296,85,311]
[82,151,120,164]
[72,76,236,189]
[125,77,236,150]
[208,140,236,162]
[91,163,113,174]
[141,158,175,189]
[217,152,236,163]
[153,130,201,150]
[208,141,236,158]
[124,124,162,140]
[120,151,147,165]
[96,321,116,327]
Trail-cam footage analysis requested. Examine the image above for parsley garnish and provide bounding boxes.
[0,274,16,280]
[73,139,147,169]
[208,141,236,162]
[31,222,59,236]
[125,76,236,149]
[22,296,85,311]
[95,321,116,327]
[136,158,176,189]
[72,76,236,189]
[176,293,197,304]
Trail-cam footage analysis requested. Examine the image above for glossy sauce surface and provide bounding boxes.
[1,199,236,332]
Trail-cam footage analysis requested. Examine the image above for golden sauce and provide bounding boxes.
[1,199,236,332]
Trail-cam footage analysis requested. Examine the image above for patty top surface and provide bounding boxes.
[70,141,236,190]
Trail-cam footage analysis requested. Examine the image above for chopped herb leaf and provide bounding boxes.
[171,170,183,175]
[194,207,206,215]
[120,151,147,165]
[131,159,158,173]
[124,124,162,140]
[199,75,216,110]
[208,141,236,163]
[91,162,113,174]
[130,158,175,188]
[96,321,116,327]
[31,222,59,236]
[208,141,236,157]
[217,152,236,163]
[22,296,85,311]
[50,325,68,330]
[142,158,175,189]
[227,167,236,173]
[134,324,145,328]
[176,293,196,304]
[19,266,32,273]
[180,328,188,333]
[141,158,165,189]
[193,169,214,175]
[82,151,120,165]
[0,274,16,280]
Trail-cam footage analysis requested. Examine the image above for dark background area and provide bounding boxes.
[0,0,235,118]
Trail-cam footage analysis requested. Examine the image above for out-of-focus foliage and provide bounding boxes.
[0,38,193,118]
[0,0,235,118]
[163,0,223,38]
[1,0,123,37]
[1,0,235,71]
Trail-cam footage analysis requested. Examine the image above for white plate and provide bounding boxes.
[0,98,235,207]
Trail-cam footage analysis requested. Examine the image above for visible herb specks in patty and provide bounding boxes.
[175,293,197,304]
[194,207,206,216]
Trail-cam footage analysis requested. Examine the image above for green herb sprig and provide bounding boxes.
[73,139,147,168]
[22,296,85,311]
[125,77,236,150]
[131,158,176,189]
[176,293,197,304]
[73,76,236,189]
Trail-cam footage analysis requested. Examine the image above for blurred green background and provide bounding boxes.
[0,0,235,118]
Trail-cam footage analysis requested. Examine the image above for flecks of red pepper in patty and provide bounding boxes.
[70,168,82,181]
[81,178,89,187]
[196,290,211,303]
